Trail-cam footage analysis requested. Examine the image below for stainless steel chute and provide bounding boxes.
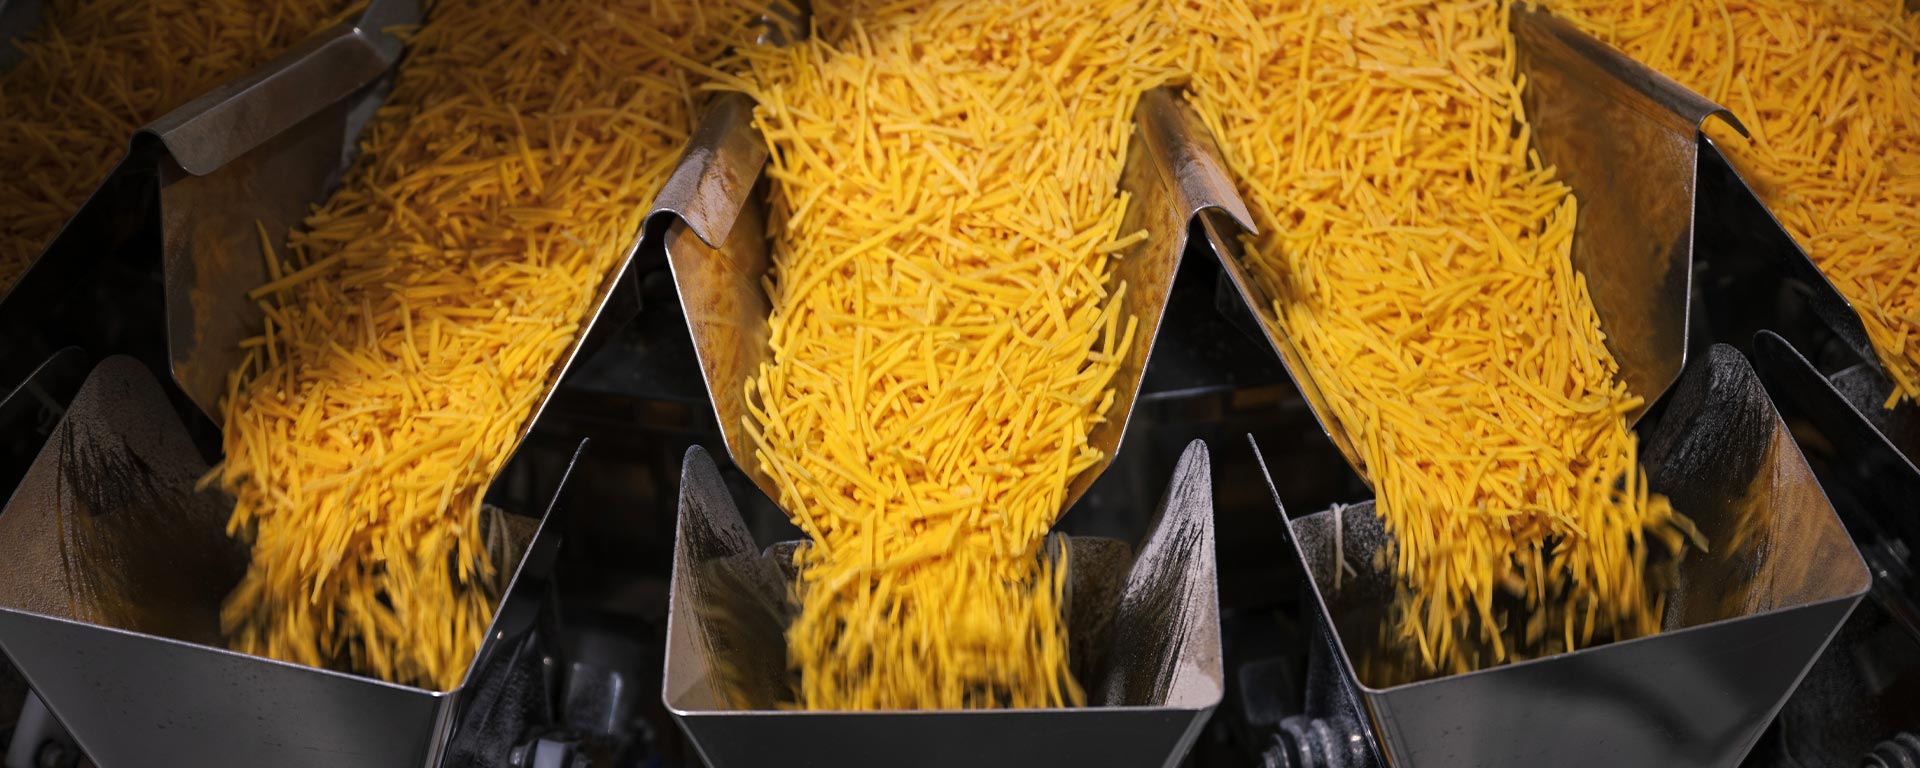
[653,85,1255,513]
[1204,6,1747,480]
[0,0,420,399]
[0,356,576,768]
[663,441,1222,768]
[1264,345,1869,768]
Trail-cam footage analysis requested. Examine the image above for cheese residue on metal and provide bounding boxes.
[1543,0,1920,405]
[0,0,355,291]
[726,0,1185,709]
[215,0,758,690]
[1182,0,1698,676]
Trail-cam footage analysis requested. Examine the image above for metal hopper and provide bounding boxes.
[0,356,576,768]
[1686,129,1920,472]
[663,441,1222,768]
[0,0,419,396]
[147,0,653,443]
[1264,345,1869,768]
[1,2,778,763]
[1205,5,1747,476]
[654,84,1255,511]
[1754,331,1920,506]
[1192,13,1877,762]
[648,64,1246,768]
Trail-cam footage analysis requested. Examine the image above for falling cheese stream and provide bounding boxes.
[1543,0,1920,405]
[216,0,758,689]
[726,0,1188,709]
[1180,0,1698,677]
[0,0,355,292]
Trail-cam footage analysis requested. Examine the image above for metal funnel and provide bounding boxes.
[0,356,576,768]
[1755,331,1920,487]
[1262,345,1869,768]
[1687,129,1920,470]
[0,0,419,396]
[154,0,418,424]
[663,441,1222,768]
[1753,330,1920,564]
[1206,6,1744,479]
[654,86,1255,510]
[153,0,651,450]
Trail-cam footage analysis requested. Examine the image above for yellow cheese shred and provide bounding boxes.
[1542,0,1920,406]
[0,0,356,292]
[724,0,1186,709]
[215,0,758,689]
[1180,0,1698,678]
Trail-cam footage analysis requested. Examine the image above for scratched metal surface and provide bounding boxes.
[0,356,577,768]
[0,0,421,410]
[158,0,420,424]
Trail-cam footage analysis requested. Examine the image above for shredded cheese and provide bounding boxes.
[215,0,759,689]
[0,0,356,292]
[1180,0,1699,677]
[1543,0,1920,406]
[724,0,1186,709]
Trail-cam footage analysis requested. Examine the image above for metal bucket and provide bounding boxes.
[1268,345,1869,768]
[663,441,1222,768]
[647,60,1246,768]
[0,356,579,768]
[0,0,659,760]
[1197,11,1880,764]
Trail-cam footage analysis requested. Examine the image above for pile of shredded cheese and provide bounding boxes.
[724,0,1187,709]
[215,0,758,689]
[1180,0,1698,676]
[0,0,354,292]
[1543,0,1920,405]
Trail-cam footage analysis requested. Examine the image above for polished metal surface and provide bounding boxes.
[156,0,642,456]
[1827,364,1920,466]
[650,92,770,251]
[161,0,419,424]
[0,0,417,396]
[1514,6,1742,420]
[658,86,1255,510]
[1755,332,1919,481]
[1693,138,1879,371]
[663,441,1222,768]
[0,356,576,768]
[1082,88,1255,510]
[1691,134,1917,470]
[1753,330,1920,547]
[1267,345,1869,768]
[654,100,772,497]
[1207,9,1741,479]
[145,8,406,178]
